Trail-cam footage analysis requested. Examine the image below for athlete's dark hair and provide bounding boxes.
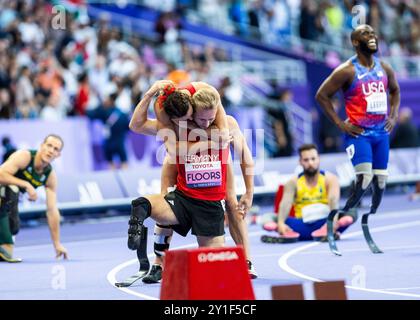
[163,91,193,119]
[44,134,64,150]
[298,143,318,156]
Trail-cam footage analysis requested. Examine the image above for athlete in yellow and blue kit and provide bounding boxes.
[316,24,400,254]
[275,144,355,241]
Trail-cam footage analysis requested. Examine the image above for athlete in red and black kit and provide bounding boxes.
[127,137,230,249]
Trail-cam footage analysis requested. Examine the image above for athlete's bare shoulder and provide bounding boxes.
[322,60,355,90]
[8,149,31,164]
[0,149,31,172]
[317,59,355,97]
[333,60,355,78]
[226,115,238,127]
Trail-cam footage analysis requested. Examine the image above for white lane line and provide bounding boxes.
[107,230,265,300]
[15,237,126,251]
[371,208,420,220]
[297,243,420,255]
[278,218,420,299]
[379,286,420,292]
[15,207,420,299]
[253,243,420,258]
[15,208,420,250]
[106,243,197,300]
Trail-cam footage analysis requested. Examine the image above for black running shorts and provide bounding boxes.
[164,189,225,237]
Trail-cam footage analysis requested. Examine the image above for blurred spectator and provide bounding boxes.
[319,96,342,153]
[187,44,213,81]
[89,54,109,102]
[144,0,177,13]
[15,66,35,108]
[218,76,243,109]
[299,0,323,42]
[266,89,294,157]
[391,107,420,149]
[108,48,139,79]
[198,0,232,34]
[323,0,345,47]
[247,1,262,40]
[73,15,97,67]
[15,99,38,119]
[1,136,16,163]
[229,0,249,37]
[162,0,420,69]
[176,0,198,16]
[218,76,234,110]
[266,0,292,45]
[0,51,12,91]
[161,29,183,67]
[368,0,381,34]
[36,61,63,106]
[73,72,90,116]
[166,63,191,86]
[114,78,133,114]
[155,11,181,45]
[0,89,13,118]
[0,0,418,164]
[40,92,67,121]
[0,2,17,30]
[18,14,45,47]
[86,93,130,170]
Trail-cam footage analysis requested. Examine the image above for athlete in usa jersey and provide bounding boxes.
[344,55,389,135]
[316,24,400,255]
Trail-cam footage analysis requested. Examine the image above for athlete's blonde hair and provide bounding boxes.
[191,88,219,112]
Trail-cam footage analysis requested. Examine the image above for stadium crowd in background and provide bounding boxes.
[148,1,420,61]
[0,0,419,161]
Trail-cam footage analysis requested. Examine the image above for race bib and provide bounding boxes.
[346,144,355,160]
[185,161,222,188]
[366,92,387,114]
[301,203,330,223]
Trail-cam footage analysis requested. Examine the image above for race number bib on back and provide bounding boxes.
[365,92,387,114]
[185,161,222,188]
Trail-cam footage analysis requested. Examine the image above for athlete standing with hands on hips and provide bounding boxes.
[316,24,400,255]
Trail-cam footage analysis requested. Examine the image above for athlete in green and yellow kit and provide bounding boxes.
[0,134,68,262]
